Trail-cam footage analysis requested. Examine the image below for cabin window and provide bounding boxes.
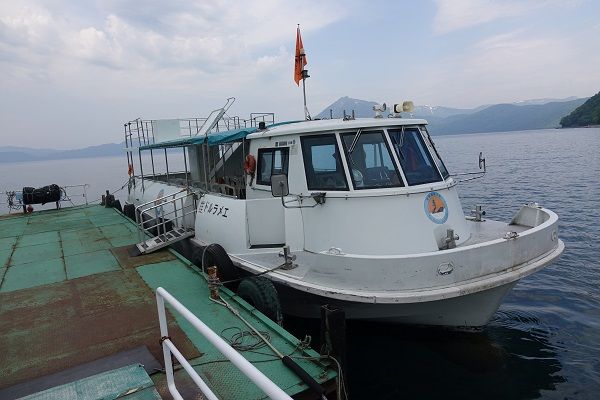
[388,128,442,185]
[301,134,349,191]
[256,147,289,186]
[341,130,404,189]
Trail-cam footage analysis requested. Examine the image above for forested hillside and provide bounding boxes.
[560,91,600,127]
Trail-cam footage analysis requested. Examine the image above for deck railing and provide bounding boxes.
[155,287,293,400]
[4,183,90,213]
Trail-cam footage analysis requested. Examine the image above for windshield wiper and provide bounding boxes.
[395,126,406,160]
[348,128,363,154]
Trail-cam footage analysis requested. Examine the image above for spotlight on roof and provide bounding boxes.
[373,103,387,118]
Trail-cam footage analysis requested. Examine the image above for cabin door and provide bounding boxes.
[246,198,285,246]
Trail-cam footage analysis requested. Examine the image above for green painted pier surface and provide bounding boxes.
[20,364,161,400]
[0,206,335,399]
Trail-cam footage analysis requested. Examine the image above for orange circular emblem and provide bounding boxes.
[424,192,448,224]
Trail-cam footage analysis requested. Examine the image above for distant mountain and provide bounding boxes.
[316,96,480,120]
[316,96,381,119]
[560,91,600,127]
[430,98,587,135]
[0,142,124,163]
[2,94,590,163]
[411,104,488,118]
[513,96,580,106]
[0,146,63,158]
[317,96,587,135]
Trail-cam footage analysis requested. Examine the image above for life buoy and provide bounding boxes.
[244,154,256,175]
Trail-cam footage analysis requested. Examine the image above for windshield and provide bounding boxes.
[301,134,349,191]
[388,127,442,186]
[341,130,403,189]
[421,126,450,179]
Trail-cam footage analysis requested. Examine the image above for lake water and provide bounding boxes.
[1,127,598,399]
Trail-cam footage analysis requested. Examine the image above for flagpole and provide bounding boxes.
[302,67,311,120]
[296,24,311,120]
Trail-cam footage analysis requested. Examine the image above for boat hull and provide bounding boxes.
[229,232,564,328]
[277,281,517,328]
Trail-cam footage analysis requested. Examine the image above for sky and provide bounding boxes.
[1,0,599,149]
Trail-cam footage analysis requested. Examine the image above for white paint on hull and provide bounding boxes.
[279,281,518,327]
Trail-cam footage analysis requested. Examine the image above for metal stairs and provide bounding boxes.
[134,190,199,255]
[209,141,241,181]
[136,226,195,254]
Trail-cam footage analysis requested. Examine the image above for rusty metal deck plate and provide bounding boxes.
[0,206,201,391]
[0,269,200,389]
[0,205,337,399]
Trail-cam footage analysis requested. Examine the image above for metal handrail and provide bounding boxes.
[61,184,90,206]
[135,188,188,210]
[134,190,198,243]
[196,97,236,137]
[156,287,293,400]
[4,183,90,213]
[135,192,196,241]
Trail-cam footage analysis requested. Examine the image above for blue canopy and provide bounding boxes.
[207,127,258,145]
[138,127,257,150]
[138,121,301,151]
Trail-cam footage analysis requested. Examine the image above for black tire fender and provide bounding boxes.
[112,199,123,213]
[237,276,283,326]
[193,244,240,290]
[123,203,135,220]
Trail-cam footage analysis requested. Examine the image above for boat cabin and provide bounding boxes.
[125,110,470,258]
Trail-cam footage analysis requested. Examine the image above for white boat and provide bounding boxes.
[124,99,564,328]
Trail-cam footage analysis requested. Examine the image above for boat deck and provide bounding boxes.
[0,205,335,399]
[461,218,529,246]
[232,218,531,276]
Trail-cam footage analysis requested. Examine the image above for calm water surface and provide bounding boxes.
[0,128,598,399]
[347,128,600,399]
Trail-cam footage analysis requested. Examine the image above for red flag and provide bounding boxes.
[294,25,307,86]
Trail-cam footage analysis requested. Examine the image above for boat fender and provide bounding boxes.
[104,193,115,208]
[112,199,123,213]
[194,244,240,290]
[237,276,283,326]
[123,203,136,220]
[244,154,256,176]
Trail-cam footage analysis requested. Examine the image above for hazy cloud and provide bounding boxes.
[0,1,597,149]
[407,28,599,107]
[0,0,352,148]
[0,0,347,77]
[433,0,576,34]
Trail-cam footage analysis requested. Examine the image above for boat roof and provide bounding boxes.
[246,117,428,140]
[138,117,428,150]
